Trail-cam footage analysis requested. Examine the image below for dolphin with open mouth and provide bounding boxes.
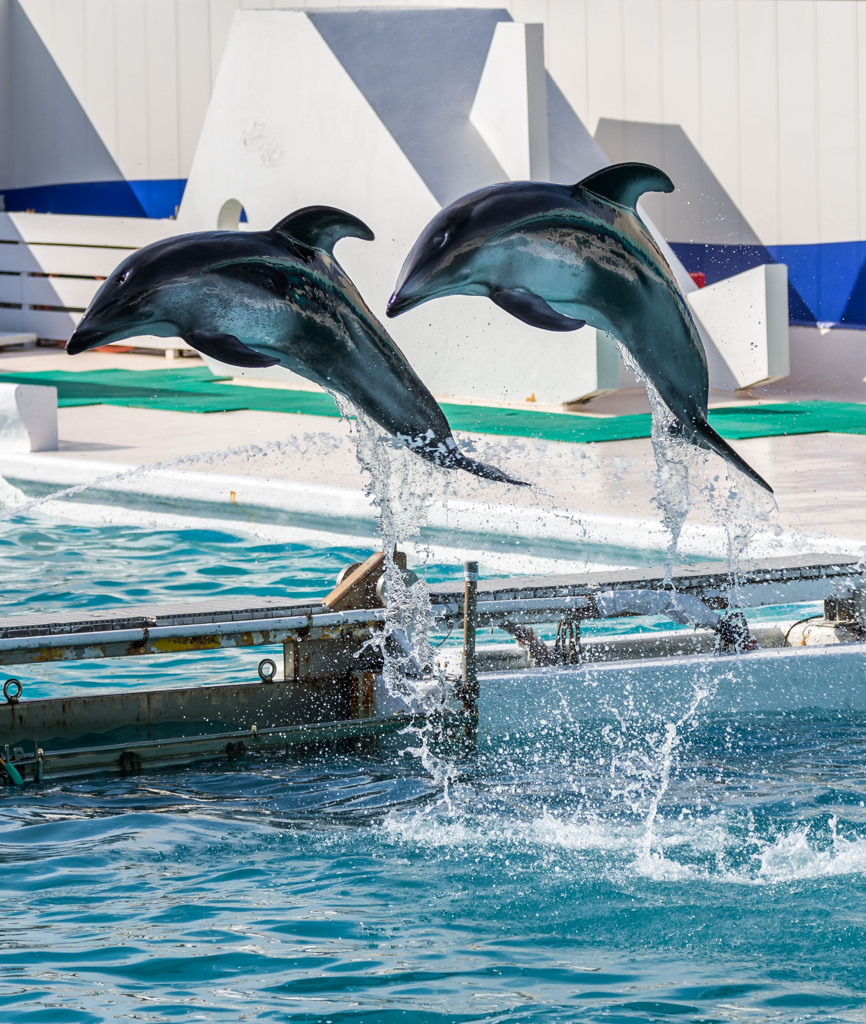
[387,163,772,494]
[66,206,525,486]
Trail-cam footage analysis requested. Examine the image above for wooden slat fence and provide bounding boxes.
[0,213,193,355]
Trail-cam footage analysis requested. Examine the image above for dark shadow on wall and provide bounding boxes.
[311,9,509,207]
[311,8,617,208]
[1,1,169,217]
[0,0,13,192]
[838,243,866,328]
[547,78,608,185]
[595,117,827,325]
[595,118,763,246]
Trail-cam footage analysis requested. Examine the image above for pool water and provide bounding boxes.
[1,519,865,1022]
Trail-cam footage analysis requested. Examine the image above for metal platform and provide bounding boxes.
[1,553,863,783]
[429,553,865,616]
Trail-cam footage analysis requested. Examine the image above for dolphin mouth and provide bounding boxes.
[66,327,110,354]
[385,291,419,318]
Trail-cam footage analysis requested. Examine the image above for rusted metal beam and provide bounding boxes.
[0,609,388,666]
[461,560,479,717]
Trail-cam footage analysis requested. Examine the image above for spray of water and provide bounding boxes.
[0,436,336,524]
[0,472,25,509]
[615,344,697,578]
[634,677,711,871]
[617,341,778,585]
[331,394,458,790]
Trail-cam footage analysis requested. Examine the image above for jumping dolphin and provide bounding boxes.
[66,207,524,485]
[386,163,772,494]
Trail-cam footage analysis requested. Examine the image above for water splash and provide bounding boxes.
[616,343,698,576]
[617,341,778,584]
[0,472,25,509]
[633,678,712,872]
[332,395,456,788]
[0,435,337,524]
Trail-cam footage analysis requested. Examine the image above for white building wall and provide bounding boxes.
[0,0,12,193]
[557,0,863,252]
[5,0,860,251]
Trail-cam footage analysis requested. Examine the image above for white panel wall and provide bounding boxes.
[5,0,864,249]
[815,1,860,244]
[82,0,117,161]
[3,0,864,249]
[145,0,180,182]
[0,0,12,191]
[860,11,866,244]
[776,1,819,247]
[543,0,864,249]
[737,0,780,247]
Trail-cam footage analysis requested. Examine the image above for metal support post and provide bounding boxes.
[462,560,479,719]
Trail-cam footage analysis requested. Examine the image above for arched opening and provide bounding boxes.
[217,199,247,230]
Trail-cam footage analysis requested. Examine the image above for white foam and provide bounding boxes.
[381,803,866,887]
[758,825,866,882]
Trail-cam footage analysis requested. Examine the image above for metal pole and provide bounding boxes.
[462,560,479,718]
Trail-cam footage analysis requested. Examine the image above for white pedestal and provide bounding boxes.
[0,383,59,452]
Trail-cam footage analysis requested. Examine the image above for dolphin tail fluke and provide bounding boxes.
[683,418,773,494]
[420,445,529,486]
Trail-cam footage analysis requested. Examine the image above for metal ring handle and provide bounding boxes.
[3,679,22,704]
[257,658,277,683]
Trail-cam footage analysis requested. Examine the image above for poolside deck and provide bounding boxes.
[1,345,864,547]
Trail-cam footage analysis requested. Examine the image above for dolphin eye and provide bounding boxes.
[118,269,131,284]
[430,230,449,249]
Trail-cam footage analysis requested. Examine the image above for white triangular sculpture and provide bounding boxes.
[176,10,615,404]
[470,22,550,181]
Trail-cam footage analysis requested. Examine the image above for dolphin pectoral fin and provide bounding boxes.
[492,290,586,332]
[183,331,280,368]
[272,206,374,256]
[683,417,774,494]
[576,162,675,211]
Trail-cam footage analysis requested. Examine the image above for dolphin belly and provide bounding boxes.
[65,215,526,487]
[204,280,528,486]
[306,310,528,486]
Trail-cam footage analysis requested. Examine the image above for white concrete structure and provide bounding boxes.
[176,10,624,403]
[0,211,188,355]
[470,21,549,182]
[0,382,57,452]
[2,0,861,400]
[0,332,36,349]
[688,265,791,390]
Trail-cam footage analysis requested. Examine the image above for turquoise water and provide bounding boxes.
[2,519,866,1022]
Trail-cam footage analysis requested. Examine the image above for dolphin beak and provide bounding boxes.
[386,291,415,318]
[66,325,108,355]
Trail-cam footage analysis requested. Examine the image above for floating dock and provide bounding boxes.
[1,553,863,782]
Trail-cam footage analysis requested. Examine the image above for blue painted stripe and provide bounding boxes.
[0,179,186,220]
[670,240,866,330]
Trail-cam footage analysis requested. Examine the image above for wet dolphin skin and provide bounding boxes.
[387,163,772,494]
[66,206,525,486]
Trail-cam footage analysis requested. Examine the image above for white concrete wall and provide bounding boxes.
[6,0,862,250]
[564,0,865,251]
[0,1,12,194]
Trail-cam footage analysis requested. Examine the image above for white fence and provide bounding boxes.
[0,212,190,353]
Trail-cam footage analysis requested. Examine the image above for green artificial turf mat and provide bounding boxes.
[3,366,866,444]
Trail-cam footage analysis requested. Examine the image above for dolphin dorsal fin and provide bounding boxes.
[271,206,375,255]
[574,162,675,210]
